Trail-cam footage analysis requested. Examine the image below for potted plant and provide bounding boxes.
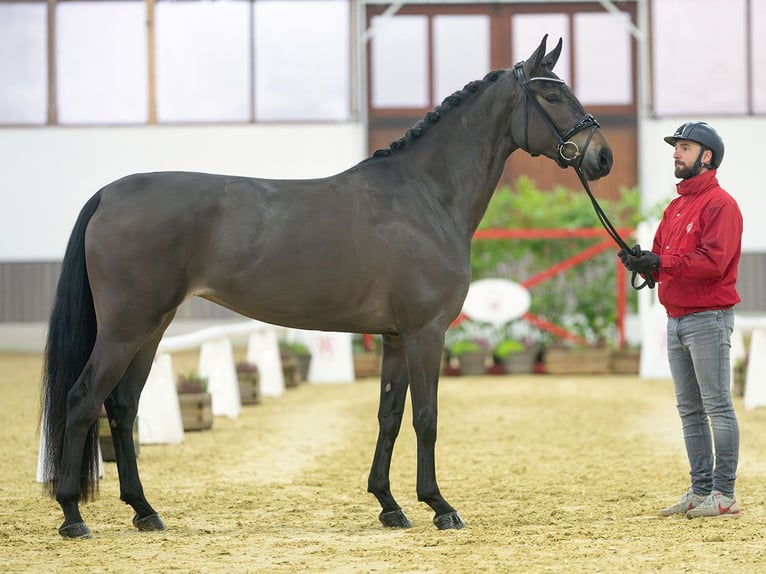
[176,370,213,431]
[448,339,490,376]
[278,342,302,387]
[279,340,312,382]
[235,360,261,405]
[494,339,538,375]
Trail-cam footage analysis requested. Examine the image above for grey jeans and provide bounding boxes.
[666,309,739,496]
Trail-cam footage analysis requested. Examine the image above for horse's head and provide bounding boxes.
[510,35,613,181]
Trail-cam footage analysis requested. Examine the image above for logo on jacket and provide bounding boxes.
[686,222,693,234]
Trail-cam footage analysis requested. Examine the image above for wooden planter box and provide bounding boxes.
[237,372,261,405]
[502,348,538,375]
[353,352,382,379]
[609,348,641,374]
[178,392,213,431]
[296,354,311,382]
[456,351,489,376]
[544,347,611,375]
[282,358,300,388]
[98,412,139,462]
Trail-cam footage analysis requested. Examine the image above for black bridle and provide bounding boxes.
[512,62,600,169]
[513,61,654,290]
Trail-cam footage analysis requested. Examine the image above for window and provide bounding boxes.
[652,0,748,115]
[155,1,251,123]
[254,0,350,121]
[574,12,632,106]
[0,0,352,126]
[512,13,570,84]
[370,15,429,109]
[750,0,766,114]
[57,1,148,124]
[0,2,47,125]
[433,15,490,104]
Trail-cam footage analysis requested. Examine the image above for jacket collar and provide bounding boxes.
[677,169,718,197]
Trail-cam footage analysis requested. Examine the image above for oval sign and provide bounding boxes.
[461,278,531,326]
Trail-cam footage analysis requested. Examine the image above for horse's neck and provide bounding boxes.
[406,77,519,236]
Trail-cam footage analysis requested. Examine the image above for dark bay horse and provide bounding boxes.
[40,35,612,539]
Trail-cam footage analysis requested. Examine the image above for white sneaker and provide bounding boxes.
[658,487,708,517]
[686,491,740,519]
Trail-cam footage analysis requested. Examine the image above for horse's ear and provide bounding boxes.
[541,37,563,72]
[522,35,548,76]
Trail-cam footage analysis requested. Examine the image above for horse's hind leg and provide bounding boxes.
[104,319,173,532]
[368,333,412,528]
[55,334,146,538]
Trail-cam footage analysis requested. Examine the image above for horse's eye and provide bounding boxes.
[543,93,560,104]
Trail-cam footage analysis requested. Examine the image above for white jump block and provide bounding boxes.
[247,329,285,397]
[137,353,185,444]
[639,300,670,379]
[744,329,766,409]
[286,330,354,384]
[731,327,746,391]
[199,338,241,419]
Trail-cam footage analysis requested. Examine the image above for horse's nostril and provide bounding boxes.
[600,148,613,173]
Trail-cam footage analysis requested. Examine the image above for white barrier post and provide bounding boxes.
[287,330,354,384]
[636,221,672,380]
[744,329,766,409]
[247,329,285,397]
[199,337,241,418]
[730,326,746,391]
[137,353,185,444]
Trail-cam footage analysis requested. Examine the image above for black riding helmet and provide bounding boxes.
[664,122,725,169]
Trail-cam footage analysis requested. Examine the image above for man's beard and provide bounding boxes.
[675,163,697,179]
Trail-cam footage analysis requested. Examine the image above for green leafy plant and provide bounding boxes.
[494,339,526,359]
[448,339,484,356]
[280,340,310,356]
[472,177,642,346]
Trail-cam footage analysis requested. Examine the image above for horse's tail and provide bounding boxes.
[40,190,102,501]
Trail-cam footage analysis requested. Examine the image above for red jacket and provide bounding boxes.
[652,169,742,318]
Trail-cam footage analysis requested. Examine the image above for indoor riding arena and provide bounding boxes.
[3,1,766,573]
[2,353,766,572]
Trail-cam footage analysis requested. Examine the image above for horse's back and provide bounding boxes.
[84,170,469,334]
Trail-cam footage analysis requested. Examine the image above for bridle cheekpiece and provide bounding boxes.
[512,61,600,168]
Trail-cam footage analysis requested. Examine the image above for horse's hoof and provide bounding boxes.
[433,511,465,530]
[379,509,412,529]
[133,513,166,532]
[58,521,92,539]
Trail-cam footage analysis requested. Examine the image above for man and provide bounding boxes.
[619,122,742,518]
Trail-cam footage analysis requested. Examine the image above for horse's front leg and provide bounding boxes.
[405,326,464,530]
[368,333,412,528]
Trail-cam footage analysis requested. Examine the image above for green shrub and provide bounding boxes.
[472,177,641,346]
